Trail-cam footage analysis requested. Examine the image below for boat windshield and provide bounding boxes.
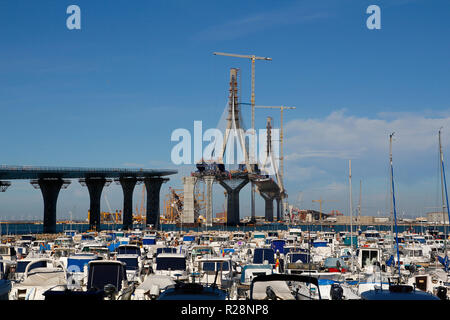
[88,263,124,291]
[289,253,310,264]
[156,248,178,256]
[16,260,47,273]
[0,247,11,255]
[156,257,186,271]
[202,261,230,272]
[117,257,139,270]
[116,246,140,255]
[253,248,275,264]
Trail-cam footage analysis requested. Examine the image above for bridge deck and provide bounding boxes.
[0,165,177,180]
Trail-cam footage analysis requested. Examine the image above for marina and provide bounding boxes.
[1,1,450,308]
[0,222,449,300]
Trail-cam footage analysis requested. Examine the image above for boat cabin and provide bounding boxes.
[357,247,382,269]
[87,260,127,292]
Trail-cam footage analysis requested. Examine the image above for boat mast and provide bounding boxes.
[358,180,362,230]
[349,159,354,272]
[389,133,394,261]
[438,128,449,260]
[389,133,401,279]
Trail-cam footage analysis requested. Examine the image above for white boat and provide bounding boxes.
[9,258,67,300]
[153,253,189,281]
[196,257,234,289]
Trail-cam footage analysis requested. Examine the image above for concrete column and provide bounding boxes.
[219,179,249,226]
[144,177,167,229]
[182,176,197,225]
[266,197,274,222]
[31,178,70,234]
[80,177,109,231]
[260,192,277,222]
[204,176,214,227]
[276,198,281,221]
[118,177,137,230]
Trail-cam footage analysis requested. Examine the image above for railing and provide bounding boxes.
[0,165,176,174]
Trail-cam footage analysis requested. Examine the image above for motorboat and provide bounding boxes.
[43,260,134,300]
[157,282,227,300]
[196,257,234,289]
[153,253,189,281]
[250,274,322,300]
[84,260,133,299]
[65,253,100,287]
[361,283,440,300]
[9,258,67,300]
[133,274,176,300]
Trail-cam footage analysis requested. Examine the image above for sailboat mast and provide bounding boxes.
[390,133,394,257]
[390,133,401,278]
[439,129,448,259]
[359,180,362,228]
[349,159,354,271]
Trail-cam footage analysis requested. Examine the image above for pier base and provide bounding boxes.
[219,178,249,226]
[204,176,214,227]
[31,178,71,234]
[80,177,111,231]
[276,197,281,221]
[117,177,138,230]
[263,196,274,222]
[144,177,168,229]
[181,176,197,225]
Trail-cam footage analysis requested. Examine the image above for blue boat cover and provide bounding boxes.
[143,237,156,245]
[313,241,328,248]
[67,255,98,272]
[438,255,449,271]
[253,248,275,264]
[271,239,286,254]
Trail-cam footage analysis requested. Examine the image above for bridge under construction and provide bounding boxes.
[0,166,177,233]
[178,64,288,227]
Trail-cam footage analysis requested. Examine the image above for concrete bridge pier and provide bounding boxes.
[144,177,168,229]
[116,177,138,230]
[80,177,111,231]
[31,178,71,234]
[204,176,214,227]
[181,176,197,225]
[276,197,281,221]
[219,178,249,226]
[260,193,274,222]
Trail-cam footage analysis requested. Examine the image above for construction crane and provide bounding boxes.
[134,184,146,224]
[312,198,338,222]
[213,52,272,138]
[213,51,272,222]
[252,105,296,193]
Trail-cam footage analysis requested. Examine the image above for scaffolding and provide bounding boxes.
[162,187,206,223]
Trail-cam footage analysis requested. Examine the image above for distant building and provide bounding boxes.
[374,217,390,223]
[427,212,449,224]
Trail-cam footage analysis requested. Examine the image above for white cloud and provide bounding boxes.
[281,110,450,216]
[192,2,330,41]
[285,110,450,160]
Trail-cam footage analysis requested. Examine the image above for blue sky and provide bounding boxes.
[1,0,450,220]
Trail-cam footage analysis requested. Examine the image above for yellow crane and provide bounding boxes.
[312,197,338,222]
